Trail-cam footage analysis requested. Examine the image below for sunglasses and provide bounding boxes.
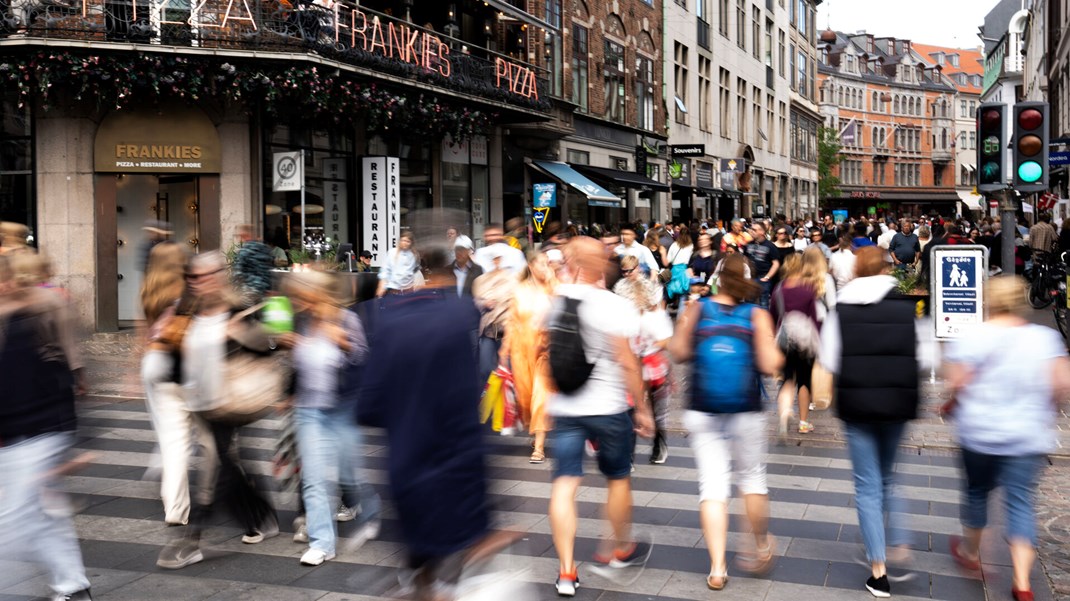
[186,268,224,281]
[621,267,637,275]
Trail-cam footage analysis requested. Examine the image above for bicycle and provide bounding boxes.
[1026,249,1061,309]
[1052,252,1069,347]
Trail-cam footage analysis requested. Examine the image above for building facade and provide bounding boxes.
[0,0,578,330]
[661,0,816,224]
[1046,0,1070,203]
[817,32,959,218]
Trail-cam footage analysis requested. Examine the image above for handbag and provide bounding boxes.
[201,304,289,425]
[658,246,681,283]
[810,363,834,410]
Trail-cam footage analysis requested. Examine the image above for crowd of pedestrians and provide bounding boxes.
[0,211,1067,601]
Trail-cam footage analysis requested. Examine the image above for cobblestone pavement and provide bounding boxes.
[62,307,1070,598]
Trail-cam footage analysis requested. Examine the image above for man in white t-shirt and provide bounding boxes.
[613,224,660,276]
[547,237,654,597]
[473,223,527,275]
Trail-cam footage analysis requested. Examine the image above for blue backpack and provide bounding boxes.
[690,300,762,414]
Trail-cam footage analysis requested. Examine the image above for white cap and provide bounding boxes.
[454,235,475,250]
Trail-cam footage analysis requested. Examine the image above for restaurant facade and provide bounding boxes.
[0,0,574,330]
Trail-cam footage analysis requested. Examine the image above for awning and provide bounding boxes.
[530,161,621,206]
[957,190,984,211]
[965,164,976,172]
[573,165,671,192]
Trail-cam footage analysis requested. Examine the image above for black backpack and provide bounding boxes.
[548,296,595,394]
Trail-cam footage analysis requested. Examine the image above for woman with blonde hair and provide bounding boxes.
[943,277,1070,601]
[500,252,557,463]
[139,242,218,526]
[771,246,830,436]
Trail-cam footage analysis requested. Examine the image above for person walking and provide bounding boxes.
[688,232,718,285]
[156,252,279,569]
[669,253,783,591]
[942,277,1070,601]
[792,226,811,252]
[0,254,93,601]
[547,236,654,597]
[376,230,421,297]
[664,228,693,306]
[829,233,857,290]
[742,223,780,309]
[140,242,217,526]
[287,271,379,566]
[819,246,922,598]
[500,252,558,464]
[771,226,796,280]
[772,247,829,437]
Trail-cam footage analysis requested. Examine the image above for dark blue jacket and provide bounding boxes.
[0,309,76,444]
[357,288,487,561]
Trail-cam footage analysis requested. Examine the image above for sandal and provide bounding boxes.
[798,421,814,434]
[529,449,546,464]
[949,536,981,571]
[734,535,777,575]
[706,572,728,591]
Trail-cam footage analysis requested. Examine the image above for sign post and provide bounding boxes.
[931,244,987,340]
[272,150,304,248]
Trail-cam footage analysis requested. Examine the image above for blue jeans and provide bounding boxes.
[960,449,1044,544]
[0,433,90,596]
[757,279,773,309]
[478,336,501,392]
[550,412,635,480]
[295,405,381,554]
[843,422,910,563]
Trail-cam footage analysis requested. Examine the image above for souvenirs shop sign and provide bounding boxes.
[159,2,539,101]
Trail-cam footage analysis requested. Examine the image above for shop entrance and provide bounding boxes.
[114,174,200,323]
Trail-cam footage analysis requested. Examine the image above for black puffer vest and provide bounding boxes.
[835,294,919,424]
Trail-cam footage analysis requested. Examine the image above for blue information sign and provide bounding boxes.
[932,246,986,339]
[1051,151,1070,166]
[533,183,557,208]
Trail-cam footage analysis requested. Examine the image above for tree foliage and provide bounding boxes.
[818,126,843,200]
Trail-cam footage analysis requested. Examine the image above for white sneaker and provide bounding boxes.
[500,426,516,436]
[300,548,335,566]
[241,515,280,544]
[292,516,309,544]
[335,504,357,522]
[344,519,381,552]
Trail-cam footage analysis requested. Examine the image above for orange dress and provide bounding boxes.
[503,279,554,434]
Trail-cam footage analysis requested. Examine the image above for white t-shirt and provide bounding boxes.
[667,242,693,266]
[634,309,674,357]
[614,241,660,273]
[550,284,640,417]
[473,243,527,275]
[829,249,857,290]
[182,312,229,412]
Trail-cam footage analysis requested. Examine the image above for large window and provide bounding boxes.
[636,55,655,131]
[699,57,713,133]
[736,0,745,49]
[718,0,729,36]
[604,40,626,123]
[751,6,760,59]
[0,93,34,238]
[675,42,689,124]
[572,25,589,112]
[720,68,731,137]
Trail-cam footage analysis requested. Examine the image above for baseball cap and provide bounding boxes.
[359,250,373,258]
[454,235,475,251]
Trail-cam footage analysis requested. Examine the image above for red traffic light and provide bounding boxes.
[982,109,1002,129]
[1018,108,1043,130]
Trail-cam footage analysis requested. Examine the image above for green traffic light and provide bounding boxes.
[981,161,1001,183]
[1018,161,1043,183]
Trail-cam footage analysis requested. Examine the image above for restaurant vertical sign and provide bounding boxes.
[362,157,399,266]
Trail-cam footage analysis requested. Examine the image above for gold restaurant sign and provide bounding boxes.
[94,106,222,173]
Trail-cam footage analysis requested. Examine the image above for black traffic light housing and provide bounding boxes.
[1012,101,1049,193]
[976,103,1006,192]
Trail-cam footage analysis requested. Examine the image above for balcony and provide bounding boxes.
[697,17,710,50]
[0,0,552,113]
[932,149,953,163]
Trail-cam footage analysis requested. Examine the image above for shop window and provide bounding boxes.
[0,93,34,239]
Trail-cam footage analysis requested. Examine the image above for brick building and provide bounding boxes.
[818,31,960,219]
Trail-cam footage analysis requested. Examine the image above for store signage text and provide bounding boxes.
[849,191,882,199]
[361,157,400,267]
[495,58,539,100]
[671,144,705,157]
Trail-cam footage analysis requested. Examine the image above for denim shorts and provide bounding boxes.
[550,412,634,480]
[960,449,1045,544]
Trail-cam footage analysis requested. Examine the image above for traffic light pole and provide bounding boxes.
[999,187,1016,277]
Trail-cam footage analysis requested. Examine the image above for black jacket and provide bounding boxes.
[454,261,484,298]
[0,308,76,444]
[834,290,919,424]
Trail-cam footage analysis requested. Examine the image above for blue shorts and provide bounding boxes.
[550,412,634,480]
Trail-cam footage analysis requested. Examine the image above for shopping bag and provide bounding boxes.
[810,363,834,410]
[479,367,517,432]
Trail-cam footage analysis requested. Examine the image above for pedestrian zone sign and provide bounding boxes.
[931,245,986,340]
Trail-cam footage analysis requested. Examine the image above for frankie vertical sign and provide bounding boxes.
[362,157,400,266]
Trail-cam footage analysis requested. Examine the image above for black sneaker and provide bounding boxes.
[866,575,891,598]
[157,538,204,569]
[54,590,92,601]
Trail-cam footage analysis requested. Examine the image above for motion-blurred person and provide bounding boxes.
[474,223,526,275]
[772,248,831,437]
[473,250,518,399]
[505,217,529,252]
[452,235,483,298]
[819,247,922,597]
[942,277,1070,601]
[613,255,662,310]
[547,236,654,597]
[139,220,173,273]
[0,221,32,255]
[743,223,780,309]
[140,242,217,526]
[1058,218,1070,257]
[669,253,783,591]
[688,232,718,286]
[359,247,511,598]
[614,223,659,277]
[500,252,557,463]
[231,224,274,306]
[376,230,421,297]
[793,226,810,252]
[0,254,92,601]
[829,233,857,290]
[156,252,279,569]
[287,270,378,566]
[642,229,667,275]
[665,228,693,307]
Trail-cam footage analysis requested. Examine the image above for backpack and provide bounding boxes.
[690,300,761,414]
[548,296,595,394]
[773,286,821,358]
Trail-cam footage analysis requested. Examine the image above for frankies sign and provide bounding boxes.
[361,157,399,266]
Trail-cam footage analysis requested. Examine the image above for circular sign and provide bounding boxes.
[277,156,298,180]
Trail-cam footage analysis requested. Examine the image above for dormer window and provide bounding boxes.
[934,53,945,65]
[949,54,959,67]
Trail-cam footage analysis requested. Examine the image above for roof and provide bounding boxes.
[911,43,984,94]
[818,31,956,93]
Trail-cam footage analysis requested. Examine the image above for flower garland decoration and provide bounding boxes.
[0,51,501,140]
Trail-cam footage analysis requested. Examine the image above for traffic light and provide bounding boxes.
[1012,101,1050,193]
[976,103,1006,192]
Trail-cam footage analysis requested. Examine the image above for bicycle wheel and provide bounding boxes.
[1054,305,1070,349]
[1027,277,1053,309]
